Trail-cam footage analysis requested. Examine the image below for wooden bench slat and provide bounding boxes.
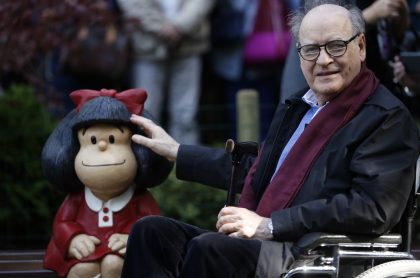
[0,250,58,278]
[0,269,58,278]
[0,260,44,271]
[0,251,45,260]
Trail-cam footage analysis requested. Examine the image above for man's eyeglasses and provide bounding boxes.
[297,33,360,61]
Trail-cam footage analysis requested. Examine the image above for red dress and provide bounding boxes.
[43,187,159,277]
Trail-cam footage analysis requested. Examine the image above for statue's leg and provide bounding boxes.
[67,262,100,278]
[101,254,123,278]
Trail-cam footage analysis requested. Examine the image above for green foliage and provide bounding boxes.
[0,84,62,248]
[0,0,121,75]
[150,170,227,231]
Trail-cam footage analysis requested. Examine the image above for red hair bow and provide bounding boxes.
[70,88,148,115]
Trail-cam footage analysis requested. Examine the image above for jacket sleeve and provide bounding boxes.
[176,144,256,191]
[271,107,419,241]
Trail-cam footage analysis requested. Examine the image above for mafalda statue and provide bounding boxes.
[42,89,173,278]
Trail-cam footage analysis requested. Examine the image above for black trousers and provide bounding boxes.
[121,215,262,278]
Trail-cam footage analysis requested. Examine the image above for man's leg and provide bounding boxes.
[179,232,262,278]
[121,215,208,278]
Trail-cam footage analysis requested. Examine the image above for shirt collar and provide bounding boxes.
[85,185,135,212]
[302,89,329,108]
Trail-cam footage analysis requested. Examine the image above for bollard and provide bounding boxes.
[236,89,260,142]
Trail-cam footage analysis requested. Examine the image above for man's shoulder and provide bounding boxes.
[365,84,406,111]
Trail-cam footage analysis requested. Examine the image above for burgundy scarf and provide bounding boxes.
[239,63,379,217]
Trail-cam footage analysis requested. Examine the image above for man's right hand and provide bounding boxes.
[130,114,180,162]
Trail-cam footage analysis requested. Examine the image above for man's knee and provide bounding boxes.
[188,233,224,254]
[131,215,176,240]
[132,215,163,232]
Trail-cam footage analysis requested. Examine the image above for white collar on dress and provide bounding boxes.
[85,185,135,213]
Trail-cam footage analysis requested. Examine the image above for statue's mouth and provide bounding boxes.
[82,160,126,167]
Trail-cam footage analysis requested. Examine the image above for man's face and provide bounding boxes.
[299,4,366,103]
[74,123,137,199]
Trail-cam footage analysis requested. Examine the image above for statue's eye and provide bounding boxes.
[109,135,115,144]
[91,136,97,144]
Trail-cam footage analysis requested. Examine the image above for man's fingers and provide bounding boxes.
[228,232,241,238]
[130,114,154,133]
[130,114,148,125]
[216,214,238,230]
[218,206,237,217]
[132,134,153,148]
[218,222,237,235]
[130,113,180,161]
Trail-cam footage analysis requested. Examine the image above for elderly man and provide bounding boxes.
[121,1,419,277]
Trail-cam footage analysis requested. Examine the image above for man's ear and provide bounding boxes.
[358,33,367,62]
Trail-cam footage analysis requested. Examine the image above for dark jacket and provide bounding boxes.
[176,85,419,242]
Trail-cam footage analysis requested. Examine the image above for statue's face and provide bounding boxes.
[74,123,137,200]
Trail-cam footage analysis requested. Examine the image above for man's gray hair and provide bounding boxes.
[288,0,365,42]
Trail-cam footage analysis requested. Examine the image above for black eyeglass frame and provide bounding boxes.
[297,33,361,61]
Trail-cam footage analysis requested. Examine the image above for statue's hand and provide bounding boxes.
[108,233,128,255]
[68,234,101,260]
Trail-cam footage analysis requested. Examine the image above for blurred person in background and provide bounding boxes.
[389,2,420,129]
[360,0,410,90]
[389,56,420,129]
[209,0,292,141]
[117,0,215,144]
[408,0,420,30]
[391,56,420,97]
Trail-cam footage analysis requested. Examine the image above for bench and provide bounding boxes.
[0,250,58,278]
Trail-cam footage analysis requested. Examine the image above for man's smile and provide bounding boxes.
[316,70,339,76]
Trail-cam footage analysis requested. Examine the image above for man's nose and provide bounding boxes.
[316,46,334,64]
[98,140,107,151]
